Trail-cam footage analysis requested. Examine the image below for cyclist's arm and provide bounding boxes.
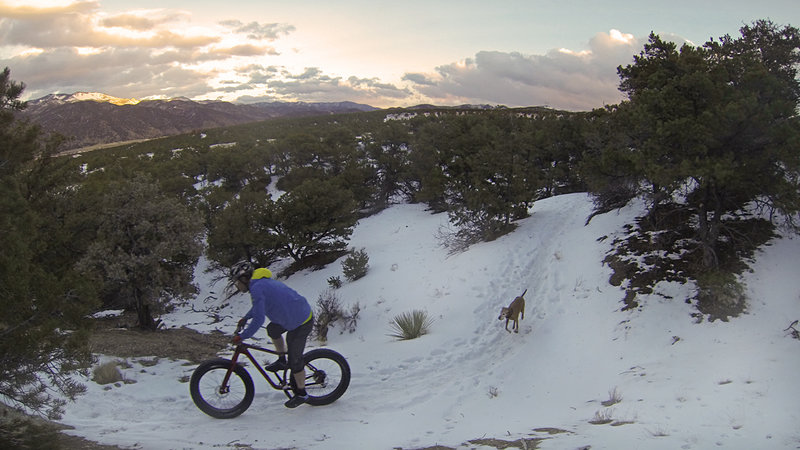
[239,298,266,340]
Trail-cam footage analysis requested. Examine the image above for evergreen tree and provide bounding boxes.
[76,175,204,329]
[407,117,451,211]
[438,113,539,243]
[272,179,358,264]
[579,105,641,216]
[614,21,800,268]
[365,120,414,208]
[0,68,95,419]
[206,185,282,268]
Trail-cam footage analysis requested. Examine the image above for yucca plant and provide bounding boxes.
[388,310,433,340]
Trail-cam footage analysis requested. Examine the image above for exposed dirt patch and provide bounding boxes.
[1,405,123,450]
[89,316,229,363]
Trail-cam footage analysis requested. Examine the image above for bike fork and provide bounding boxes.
[219,354,241,394]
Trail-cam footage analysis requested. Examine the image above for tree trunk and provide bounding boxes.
[135,289,156,330]
[697,184,722,270]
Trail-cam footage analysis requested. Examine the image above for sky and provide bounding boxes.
[1,0,798,109]
[56,192,800,449]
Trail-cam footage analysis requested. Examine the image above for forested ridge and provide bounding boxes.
[1,19,798,428]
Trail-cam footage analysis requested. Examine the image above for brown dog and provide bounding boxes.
[498,289,526,333]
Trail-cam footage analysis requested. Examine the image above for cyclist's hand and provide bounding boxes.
[232,334,242,345]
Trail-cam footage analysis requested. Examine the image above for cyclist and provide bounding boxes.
[230,261,314,408]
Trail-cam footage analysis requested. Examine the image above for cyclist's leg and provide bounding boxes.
[266,323,288,371]
[286,318,313,391]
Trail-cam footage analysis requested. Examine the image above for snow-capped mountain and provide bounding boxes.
[29,92,141,106]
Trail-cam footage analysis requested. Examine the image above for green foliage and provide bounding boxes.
[0,68,96,420]
[364,120,415,208]
[273,179,359,264]
[619,21,800,268]
[694,270,747,322]
[406,110,583,247]
[587,20,800,271]
[76,175,204,329]
[327,276,343,289]
[206,186,281,268]
[388,310,434,340]
[341,247,369,281]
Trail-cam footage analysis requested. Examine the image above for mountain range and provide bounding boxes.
[18,93,377,151]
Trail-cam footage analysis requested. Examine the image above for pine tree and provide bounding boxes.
[0,68,95,419]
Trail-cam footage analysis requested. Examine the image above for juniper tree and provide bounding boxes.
[206,185,282,268]
[272,178,358,264]
[613,20,800,268]
[77,175,204,329]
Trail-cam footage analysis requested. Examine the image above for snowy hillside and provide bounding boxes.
[59,193,800,449]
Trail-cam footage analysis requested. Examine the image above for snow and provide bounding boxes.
[58,193,800,449]
[67,92,140,105]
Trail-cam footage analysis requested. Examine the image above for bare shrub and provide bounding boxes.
[435,223,478,255]
[589,408,614,425]
[313,290,360,342]
[487,386,500,398]
[92,361,123,385]
[784,319,799,340]
[601,386,623,407]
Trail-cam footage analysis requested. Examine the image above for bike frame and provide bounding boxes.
[222,343,293,395]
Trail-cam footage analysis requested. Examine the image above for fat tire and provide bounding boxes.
[303,348,350,406]
[190,358,254,419]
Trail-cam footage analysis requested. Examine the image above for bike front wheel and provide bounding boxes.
[303,348,350,406]
[190,358,254,419]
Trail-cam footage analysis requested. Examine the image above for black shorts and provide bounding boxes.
[266,316,313,373]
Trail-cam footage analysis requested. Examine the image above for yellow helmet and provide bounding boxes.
[252,267,273,280]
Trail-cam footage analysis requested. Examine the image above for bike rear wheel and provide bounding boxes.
[302,348,350,406]
[190,358,254,419]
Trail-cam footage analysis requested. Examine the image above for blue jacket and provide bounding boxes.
[239,277,312,340]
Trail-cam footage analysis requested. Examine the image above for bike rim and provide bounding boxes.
[197,367,249,411]
[305,358,343,398]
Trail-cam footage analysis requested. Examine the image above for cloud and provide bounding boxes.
[401,72,436,86]
[0,1,651,110]
[0,0,98,19]
[219,20,295,41]
[100,10,190,32]
[209,44,278,57]
[0,2,216,49]
[403,30,643,110]
[225,65,409,105]
[4,46,213,99]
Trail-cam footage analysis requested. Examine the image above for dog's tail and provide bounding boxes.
[520,288,527,297]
